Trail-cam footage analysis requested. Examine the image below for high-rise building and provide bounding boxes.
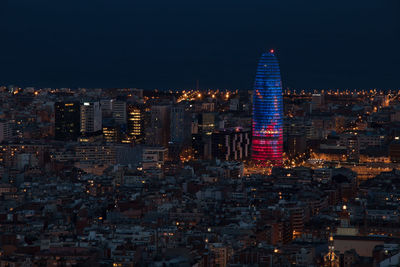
[102,118,121,143]
[100,99,113,118]
[169,105,192,159]
[251,50,284,166]
[146,105,170,147]
[170,105,191,146]
[54,101,80,141]
[80,101,102,134]
[127,103,146,143]
[112,99,127,125]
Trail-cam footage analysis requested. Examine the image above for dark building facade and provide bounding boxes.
[146,105,171,147]
[389,141,400,162]
[170,105,192,147]
[211,128,251,161]
[54,101,80,141]
[287,134,307,158]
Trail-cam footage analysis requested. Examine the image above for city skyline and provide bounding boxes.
[2,1,400,266]
[1,71,400,266]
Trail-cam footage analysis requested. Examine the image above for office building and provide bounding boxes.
[127,103,146,143]
[80,101,102,134]
[211,128,251,161]
[170,105,191,146]
[54,101,80,141]
[112,99,127,125]
[102,118,121,143]
[251,49,284,166]
[146,105,170,147]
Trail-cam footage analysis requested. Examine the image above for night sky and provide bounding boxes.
[0,0,399,90]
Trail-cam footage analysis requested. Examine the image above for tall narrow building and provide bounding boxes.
[112,99,127,125]
[127,103,146,143]
[55,101,80,141]
[80,101,102,134]
[251,50,283,166]
[146,105,171,147]
[170,105,191,146]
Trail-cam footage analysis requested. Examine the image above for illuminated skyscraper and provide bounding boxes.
[251,49,283,166]
[127,103,146,143]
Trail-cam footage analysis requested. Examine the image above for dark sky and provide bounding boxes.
[0,0,399,90]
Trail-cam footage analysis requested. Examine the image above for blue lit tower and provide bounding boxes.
[251,49,283,166]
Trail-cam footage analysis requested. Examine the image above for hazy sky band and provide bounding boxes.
[0,0,399,90]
